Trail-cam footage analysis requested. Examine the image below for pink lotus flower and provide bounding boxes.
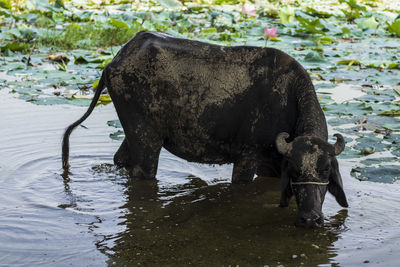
[241,3,257,17]
[263,26,279,40]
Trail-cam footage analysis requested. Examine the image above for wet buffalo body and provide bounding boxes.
[62,31,348,227]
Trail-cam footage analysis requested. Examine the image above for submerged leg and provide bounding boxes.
[123,120,163,179]
[256,156,282,178]
[114,138,131,169]
[231,155,257,184]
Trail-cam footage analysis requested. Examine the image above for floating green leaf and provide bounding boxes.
[25,0,59,12]
[202,28,217,35]
[378,109,400,117]
[351,166,400,183]
[296,16,326,35]
[109,17,130,30]
[305,7,332,18]
[339,0,367,12]
[360,147,375,155]
[96,58,113,69]
[107,120,122,129]
[316,36,334,45]
[323,102,373,116]
[366,61,388,69]
[360,157,398,166]
[98,94,112,105]
[93,80,99,88]
[71,94,92,100]
[358,16,378,30]
[74,55,89,64]
[337,59,361,66]
[388,63,400,70]
[386,20,400,37]
[279,6,295,25]
[110,130,125,141]
[339,0,367,21]
[304,51,325,62]
[0,43,30,52]
[0,0,11,9]
[354,135,387,154]
[341,27,351,36]
[155,0,182,9]
[383,123,400,131]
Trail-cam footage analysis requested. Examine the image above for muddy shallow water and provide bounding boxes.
[0,89,399,266]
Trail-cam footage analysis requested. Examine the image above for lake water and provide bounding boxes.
[0,89,399,266]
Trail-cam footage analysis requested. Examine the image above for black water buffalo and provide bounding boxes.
[62,31,348,227]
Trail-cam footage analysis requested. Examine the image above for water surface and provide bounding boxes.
[0,90,399,266]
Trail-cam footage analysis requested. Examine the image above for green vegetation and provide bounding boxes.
[1,0,400,182]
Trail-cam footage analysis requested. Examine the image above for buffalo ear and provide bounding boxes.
[328,158,349,208]
[279,160,293,207]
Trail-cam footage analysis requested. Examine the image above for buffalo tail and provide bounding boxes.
[62,75,106,170]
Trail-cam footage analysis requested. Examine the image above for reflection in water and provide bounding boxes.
[3,93,397,266]
[87,173,348,266]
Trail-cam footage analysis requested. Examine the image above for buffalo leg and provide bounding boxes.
[231,155,257,184]
[256,157,282,177]
[114,138,131,168]
[123,121,163,179]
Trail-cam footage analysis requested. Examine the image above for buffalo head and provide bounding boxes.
[276,132,348,228]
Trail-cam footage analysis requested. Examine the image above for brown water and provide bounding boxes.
[1,89,399,266]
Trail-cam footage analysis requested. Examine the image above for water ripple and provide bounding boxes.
[1,90,400,266]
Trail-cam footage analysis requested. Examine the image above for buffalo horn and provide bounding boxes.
[276,132,292,156]
[333,133,345,155]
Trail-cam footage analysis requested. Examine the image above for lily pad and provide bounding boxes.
[0,0,11,9]
[98,94,112,105]
[351,166,400,183]
[337,147,365,159]
[280,6,295,25]
[337,59,361,66]
[323,102,373,116]
[1,43,30,52]
[357,16,378,30]
[110,130,125,141]
[360,157,398,166]
[382,123,400,131]
[107,120,122,129]
[304,51,325,62]
[386,20,400,37]
[353,135,387,154]
[155,0,182,9]
[356,94,395,103]
[74,55,89,64]
[109,17,130,30]
[296,16,326,35]
[378,109,400,117]
[360,147,375,155]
